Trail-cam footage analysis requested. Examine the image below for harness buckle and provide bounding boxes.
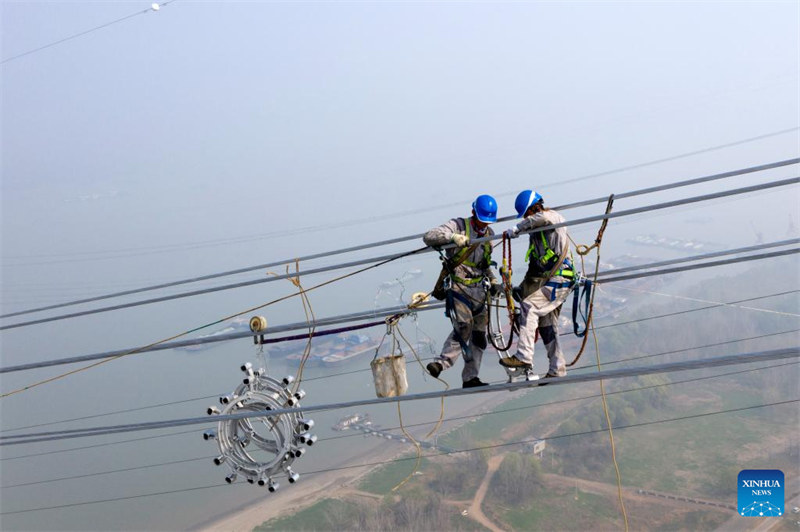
[481,277,491,292]
[443,276,452,291]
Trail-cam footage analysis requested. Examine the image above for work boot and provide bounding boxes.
[462,377,489,388]
[544,371,566,378]
[426,361,443,378]
[499,356,532,369]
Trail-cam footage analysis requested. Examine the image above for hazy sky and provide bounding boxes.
[1,1,798,529]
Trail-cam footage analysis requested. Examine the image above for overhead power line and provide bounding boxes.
[2,175,797,332]
[591,290,799,332]
[4,358,796,487]
[596,238,799,277]
[1,347,796,445]
[1,2,176,65]
[2,157,796,321]
[5,320,796,436]
[2,246,796,376]
[1,397,796,516]
[599,248,799,284]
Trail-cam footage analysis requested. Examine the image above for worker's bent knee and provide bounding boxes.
[471,330,487,350]
[538,325,557,344]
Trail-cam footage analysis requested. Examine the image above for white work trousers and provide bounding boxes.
[515,276,573,376]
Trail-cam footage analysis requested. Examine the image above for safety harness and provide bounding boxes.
[449,218,493,286]
[439,218,493,361]
[525,228,577,302]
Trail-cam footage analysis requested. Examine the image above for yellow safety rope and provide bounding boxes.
[1,247,426,399]
[567,194,614,367]
[567,194,628,530]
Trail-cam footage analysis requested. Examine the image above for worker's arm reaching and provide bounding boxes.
[423,218,466,249]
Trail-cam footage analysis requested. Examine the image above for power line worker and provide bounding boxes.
[499,190,575,377]
[424,194,501,388]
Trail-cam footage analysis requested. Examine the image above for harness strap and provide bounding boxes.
[572,278,593,337]
[545,279,576,301]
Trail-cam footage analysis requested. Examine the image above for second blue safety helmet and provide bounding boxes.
[514,190,543,218]
[472,194,498,223]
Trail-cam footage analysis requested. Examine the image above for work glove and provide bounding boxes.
[504,226,520,239]
[451,233,469,247]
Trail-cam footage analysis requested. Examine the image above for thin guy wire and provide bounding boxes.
[1,2,177,65]
[5,131,794,268]
[0,429,199,462]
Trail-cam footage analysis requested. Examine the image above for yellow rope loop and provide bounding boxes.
[388,324,450,492]
[394,326,448,438]
[286,260,316,391]
[390,400,423,492]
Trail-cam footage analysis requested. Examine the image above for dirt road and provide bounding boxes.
[465,454,507,532]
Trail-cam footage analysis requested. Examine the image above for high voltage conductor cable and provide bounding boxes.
[311,327,800,383]
[590,290,800,333]
[3,323,797,437]
[4,361,797,487]
[2,158,796,322]
[0,247,428,398]
[599,248,799,284]
[4,358,796,487]
[609,285,800,318]
[2,175,798,332]
[596,238,799,278]
[2,252,796,375]
[303,398,800,479]
[0,302,444,374]
[324,360,800,444]
[1,398,796,516]
[2,395,219,433]
[1,2,177,65]
[554,151,799,211]
[2,347,797,445]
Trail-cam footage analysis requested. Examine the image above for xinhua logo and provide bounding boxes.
[738,469,784,517]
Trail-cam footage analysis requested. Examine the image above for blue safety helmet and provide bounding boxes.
[472,194,498,223]
[514,190,543,218]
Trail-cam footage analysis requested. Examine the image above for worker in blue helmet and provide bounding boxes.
[499,190,575,378]
[423,194,501,388]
